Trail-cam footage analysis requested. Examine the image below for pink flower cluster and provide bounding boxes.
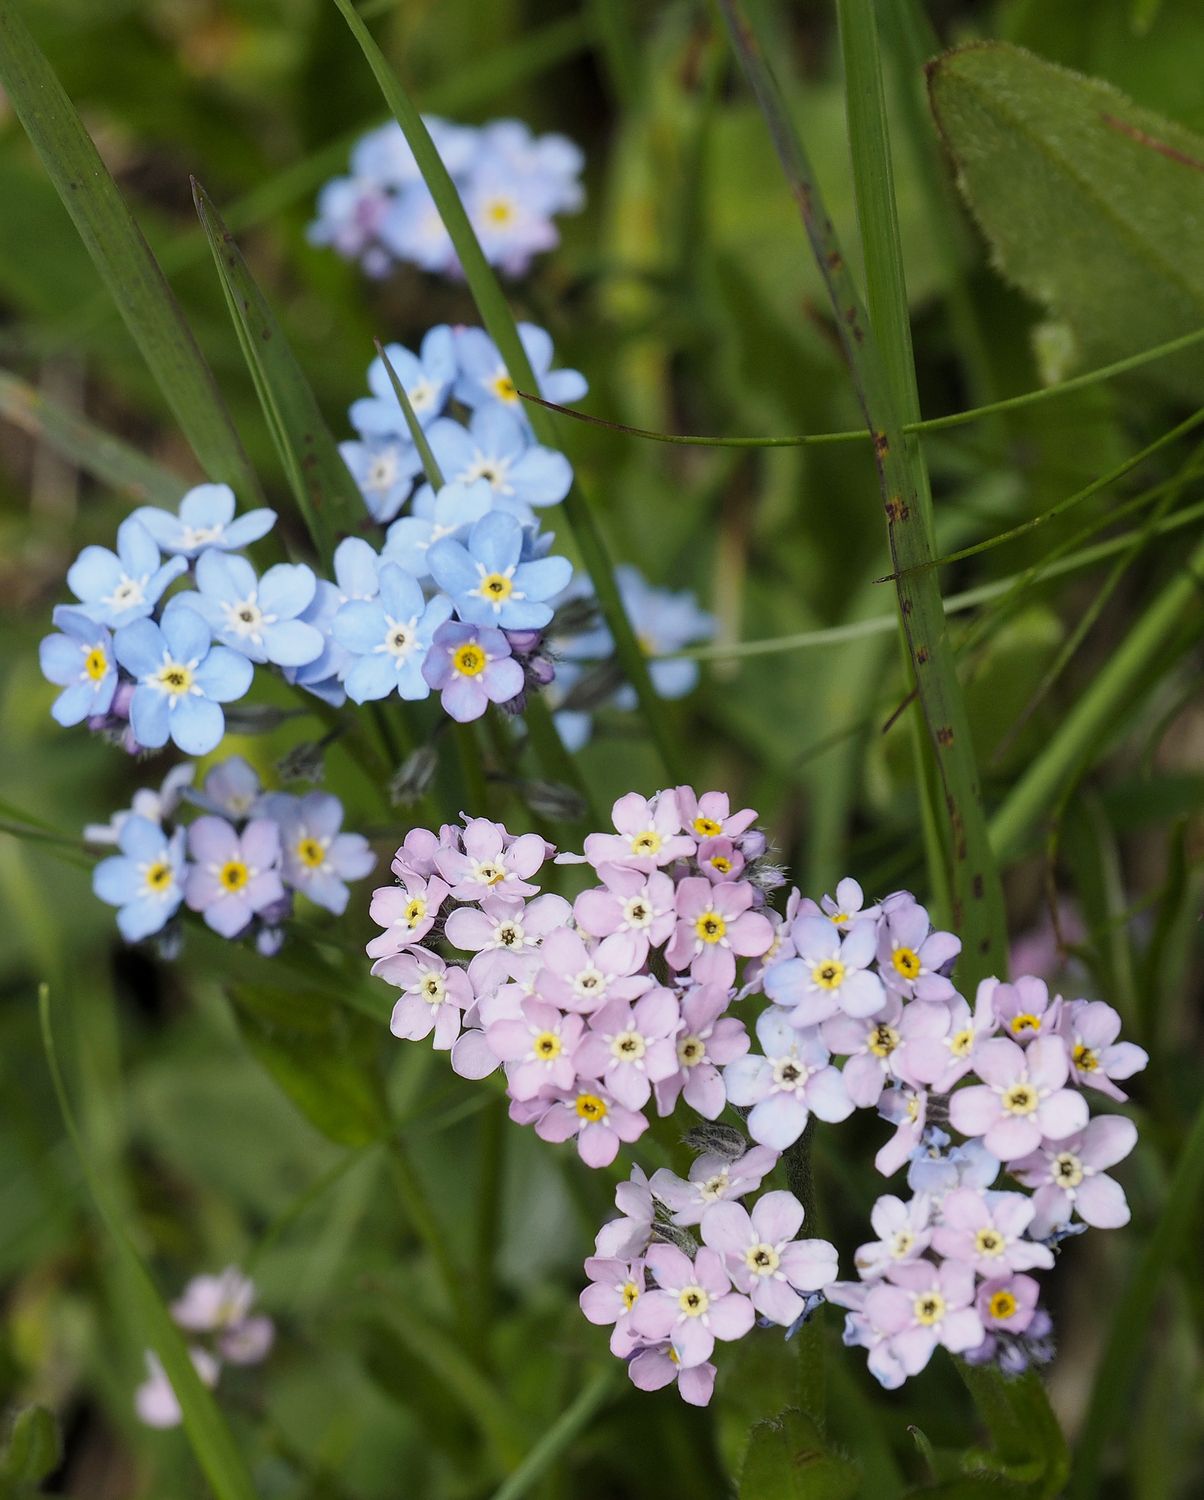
[369,789,776,1166]
[367,790,1147,1402]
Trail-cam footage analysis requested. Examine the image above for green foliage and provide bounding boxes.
[738,1407,860,1500]
[0,1406,60,1497]
[928,42,1204,399]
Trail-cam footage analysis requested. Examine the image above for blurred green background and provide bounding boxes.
[0,0,1201,1496]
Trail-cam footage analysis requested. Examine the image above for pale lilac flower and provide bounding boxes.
[933,979,1001,1090]
[701,1191,838,1326]
[135,1348,219,1428]
[67,516,188,626]
[666,878,775,988]
[649,1146,779,1227]
[987,975,1060,1045]
[189,756,263,821]
[864,1259,984,1377]
[391,826,453,881]
[487,997,584,1098]
[580,1257,645,1356]
[422,620,524,721]
[675,787,757,842]
[949,1036,1088,1161]
[533,1080,647,1167]
[571,865,676,969]
[93,815,187,942]
[579,790,694,870]
[631,1243,755,1367]
[366,873,450,958]
[595,1164,655,1258]
[184,817,284,939]
[533,927,650,1014]
[853,1194,934,1279]
[445,892,571,990]
[931,1188,1055,1275]
[574,989,681,1109]
[84,763,195,846]
[171,1267,274,1365]
[723,1008,853,1150]
[739,887,802,995]
[765,915,885,1026]
[695,836,745,884]
[377,948,474,1049]
[1011,1115,1138,1237]
[798,876,880,931]
[627,1342,716,1406]
[823,996,950,1108]
[40,607,118,725]
[826,1280,906,1390]
[876,898,960,1000]
[1058,999,1149,1100]
[275,792,375,915]
[976,1273,1039,1334]
[434,817,548,900]
[907,1137,999,1201]
[132,483,275,558]
[652,985,749,1120]
[875,1087,929,1176]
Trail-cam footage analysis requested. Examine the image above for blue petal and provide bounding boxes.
[160,605,211,664]
[147,555,189,601]
[117,893,178,942]
[116,517,160,576]
[543,368,588,406]
[333,599,388,654]
[518,322,554,377]
[165,590,224,634]
[344,652,398,703]
[349,395,403,440]
[513,555,573,602]
[470,510,522,574]
[196,548,254,604]
[129,685,170,748]
[650,658,699,699]
[395,655,432,701]
[94,856,140,906]
[427,538,480,599]
[259,562,316,620]
[382,518,433,577]
[194,647,254,703]
[50,606,101,641]
[377,563,425,620]
[497,598,553,630]
[179,483,236,529]
[471,406,525,461]
[263,619,324,667]
[121,814,169,863]
[170,696,225,755]
[67,545,121,604]
[427,418,475,477]
[509,446,572,506]
[114,618,166,679]
[334,537,383,598]
[39,633,82,686]
[129,505,180,548]
[52,680,103,725]
[222,509,277,549]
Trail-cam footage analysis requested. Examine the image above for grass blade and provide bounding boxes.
[192,178,361,565]
[330,0,686,782]
[488,1367,617,1500]
[717,0,1006,980]
[38,986,258,1500]
[0,366,187,504]
[0,1,257,494]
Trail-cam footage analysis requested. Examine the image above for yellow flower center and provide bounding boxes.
[914,1292,946,1326]
[829,911,850,925]
[219,859,249,892]
[710,855,732,874]
[890,1230,915,1258]
[296,837,325,869]
[486,198,515,226]
[745,1243,780,1276]
[144,860,173,892]
[84,646,109,682]
[421,975,445,1003]
[975,1228,1005,1258]
[892,946,921,980]
[1002,1083,1037,1115]
[452,644,486,677]
[630,829,661,856]
[950,1027,975,1057]
[612,1030,646,1061]
[621,1281,640,1311]
[405,897,427,928]
[158,662,193,695]
[677,1285,710,1317]
[475,862,505,886]
[677,1035,704,1067]
[1010,1012,1042,1035]
[490,372,518,402]
[1073,1043,1099,1072]
[695,912,727,944]
[534,1031,561,1060]
[693,816,722,838]
[812,959,845,990]
[479,571,513,602]
[575,1092,608,1121]
[988,1291,1018,1321]
[1053,1151,1084,1187]
[868,1023,900,1057]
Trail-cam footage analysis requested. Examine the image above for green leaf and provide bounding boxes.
[38,988,257,1500]
[0,1406,61,1492]
[738,1408,860,1500]
[0,1,257,493]
[927,42,1204,399]
[957,1365,1070,1500]
[228,982,388,1147]
[193,179,360,565]
[0,366,186,505]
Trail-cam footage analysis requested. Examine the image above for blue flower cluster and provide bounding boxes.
[89,758,375,950]
[308,117,583,280]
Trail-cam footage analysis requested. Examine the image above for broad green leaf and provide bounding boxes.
[0,368,186,505]
[928,43,1204,398]
[193,180,360,565]
[957,1365,1070,1499]
[38,988,257,1500]
[0,1406,60,1492]
[228,982,387,1147]
[738,1408,860,1500]
[0,1,257,494]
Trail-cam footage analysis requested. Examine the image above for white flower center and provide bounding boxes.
[382,615,419,659]
[222,594,271,640]
[677,1285,709,1318]
[104,574,148,611]
[180,524,224,550]
[622,895,653,929]
[745,1242,780,1277]
[698,1170,730,1202]
[1052,1151,1084,1188]
[677,1034,705,1068]
[610,1029,646,1063]
[419,973,446,1006]
[771,1055,808,1093]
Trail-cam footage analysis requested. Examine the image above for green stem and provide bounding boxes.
[488,1368,618,1500]
[385,1138,472,1334]
[718,0,1006,983]
[374,340,445,488]
[473,1097,506,1336]
[783,1121,825,1430]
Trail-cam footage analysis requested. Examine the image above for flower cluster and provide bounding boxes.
[309,116,583,280]
[135,1267,273,1428]
[90,757,374,951]
[366,790,1147,1404]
